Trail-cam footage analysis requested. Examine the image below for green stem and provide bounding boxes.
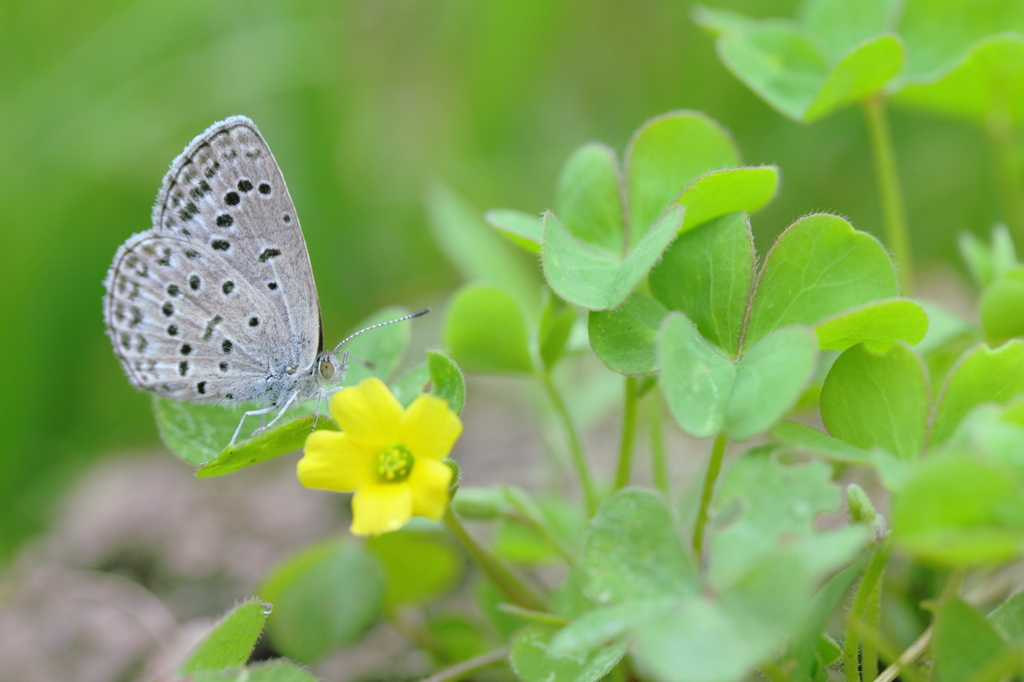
[650,393,669,498]
[540,372,599,515]
[443,508,549,612]
[497,603,571,626]
[844,540,894,682]
[418,646,509,682]
[987,107,1024,245]
[862,567,883,682]
[693,433,727,559]
[863,94,914,295]
[614,376,639,490]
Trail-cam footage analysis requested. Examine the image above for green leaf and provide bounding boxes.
[815,298,929,352]
[933,597,1010,682]
[583,489,699,604]
[692,5,757,37]
[709,448,848,588]
[195,417,338,479]
[588,293,667,376]
[178,600,267,674]
[425,184,539,312]
[898,0,1024,80]
[804,35,905,122]
[426,613,490,667]
[943,404,1024,468]
[800,0,895,62]
[427,350,466,413]
[725,326,818,441]
[486,208,542,254]
[820,343,929,459]
[555,142,625,253]
[261,539,385,663]
[542,207,683,311]
[892,457,1024,566]
[932,340,1024,445]
[744,214,899,349]
[494,517,561,565]
[625,111,740,243]
[709,4,903,123]
[649,212,755,357]
[981,268,1024,347]
[185,661,319,682]
[771,420,872,463]
[443,284,534,375]
[538,295,577,369]
[895,34,1024,125]
[366,529,462,609]
[153,397,248,466]
[659,312,737,438]
[990,591,1024,646]
[510,623,628,682]
[715,20,830,121]
[959,225,1018,288]
[675,166,779,234]
[634,553,820,682]
[339,306,415,387]
[390,362,430,407]
[551,598,674,656]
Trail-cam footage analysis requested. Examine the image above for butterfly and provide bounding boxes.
[103,116,425,444]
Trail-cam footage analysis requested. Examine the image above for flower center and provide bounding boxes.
[375,444,414,483]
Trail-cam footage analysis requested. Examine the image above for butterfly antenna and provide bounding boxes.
[330,308,430,355]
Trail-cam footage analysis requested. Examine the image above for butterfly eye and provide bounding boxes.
[319,360,336,380]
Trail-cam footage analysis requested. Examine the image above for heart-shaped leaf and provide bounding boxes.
[542,207,683,311]
[589,293,667,376]
[820,342,929,460]
[815,298,929,352]
[649,212,755,357]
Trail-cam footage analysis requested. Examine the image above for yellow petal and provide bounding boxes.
[297,431,375,492]
[351,483,413,536]
[330,377,403,447]
[399,394,463,461]
[409,457,453,521]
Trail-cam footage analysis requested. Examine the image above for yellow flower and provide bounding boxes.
[298,377,462,536]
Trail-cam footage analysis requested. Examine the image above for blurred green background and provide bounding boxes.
[0,0,1001,555]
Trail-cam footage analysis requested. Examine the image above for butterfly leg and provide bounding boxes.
[230,405,277,446]
[310,386,347,432]
[255,388,302,435]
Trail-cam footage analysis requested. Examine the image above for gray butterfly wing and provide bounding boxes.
[103,117,321,405]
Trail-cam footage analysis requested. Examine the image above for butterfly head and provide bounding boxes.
[316,353,347,388]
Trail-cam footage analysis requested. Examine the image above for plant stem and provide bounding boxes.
[862,567,883,682]
[844,541,894,682]
[650,393,669,498]
[443,508,549,612]
[497,603,570,626]
[614,376,639,490]
[692,433,727,559]
[417,646,509,682]
[987,107,1024,245]
[863,94,914,295]
[540,372,598,515]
